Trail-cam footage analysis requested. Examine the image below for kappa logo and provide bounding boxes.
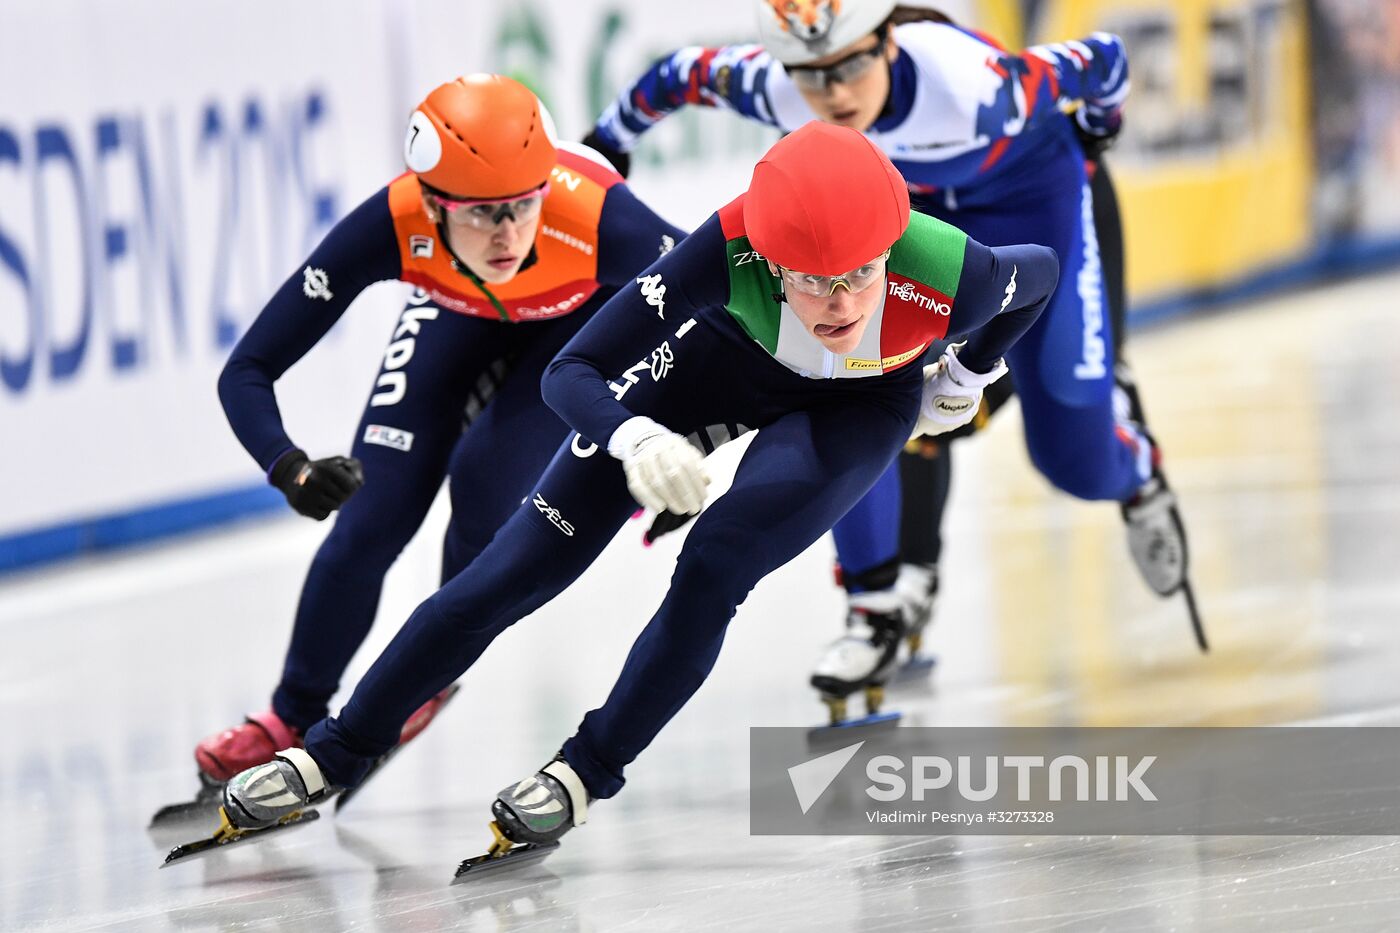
[886,279,951,315]
[302,266,333,301]
[659,234,675,256]
[409,235,434,259]
[999,264,1018,314]
[637,273,667,319]
[533,493,575,536]
[363,424,414,452]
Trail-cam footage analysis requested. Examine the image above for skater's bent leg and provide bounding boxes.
[1005,175,1145,503]
[441,312,591,580]
[305,435,636,786]
[566,397,917,798]
[273,306,494,728]
[831,461,902,589]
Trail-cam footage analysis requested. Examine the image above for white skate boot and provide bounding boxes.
[810,590,908,731]
[891,563,939,679]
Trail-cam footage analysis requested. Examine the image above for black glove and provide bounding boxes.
[644,508,696,545]
[581,128,630,179]
[269,449,365,520]
[1074,107,1123,161]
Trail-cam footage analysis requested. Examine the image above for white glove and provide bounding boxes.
[607,416,710,515]
[913,344,1009,438]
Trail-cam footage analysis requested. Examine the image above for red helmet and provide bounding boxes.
[403,74,557,199]
[744,122,909,274]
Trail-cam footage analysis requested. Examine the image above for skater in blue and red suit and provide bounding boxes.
[580,0,1197,716]
[189,75,685,790]
[207,123,1061,857]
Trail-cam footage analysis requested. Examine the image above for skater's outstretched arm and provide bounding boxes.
[947,240,1059,373]
[542,214,728,449]
[589,44,782,157]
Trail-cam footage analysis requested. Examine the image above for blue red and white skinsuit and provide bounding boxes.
[219,145,684,731]
[591,22,1146,584]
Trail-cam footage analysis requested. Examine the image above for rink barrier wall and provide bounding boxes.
[0,485,281,574]
[4,236,1399,577]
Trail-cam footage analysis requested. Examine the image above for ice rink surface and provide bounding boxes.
[4,270,1400,932]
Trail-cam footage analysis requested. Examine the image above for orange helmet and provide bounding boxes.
[403,74,557,200]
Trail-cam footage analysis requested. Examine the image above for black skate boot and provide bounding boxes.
[453,753,590,883]
[1115,364,1207,651]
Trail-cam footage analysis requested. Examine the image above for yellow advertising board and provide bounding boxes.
[1025,0,1314,306]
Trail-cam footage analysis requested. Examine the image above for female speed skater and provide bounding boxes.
[581,0,1200,724]
[170,122,1061,869]
[167,74,685,814]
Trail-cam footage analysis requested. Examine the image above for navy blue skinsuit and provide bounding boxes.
[301,208,1059,799]
[218,162,683,731]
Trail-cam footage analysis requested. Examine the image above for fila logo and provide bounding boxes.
[637,273,667,319]
[999,264,1017,313]
[302,266,333,301]
[363,424,414,452]
[409,235,434,259]
[533,493,575,536]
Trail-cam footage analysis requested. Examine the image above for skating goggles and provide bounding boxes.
[777,250,890,298]
[785,36,886,91]
[427,183,550,231]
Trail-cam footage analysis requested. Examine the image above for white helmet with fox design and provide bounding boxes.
[755,0,896,65]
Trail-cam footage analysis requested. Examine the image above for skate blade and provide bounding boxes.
[149,783,224,828]
[1183,580,1208,653]
[807,710,902,744]
[160,806,320,868]
[335,683,462,815]
[889,654,937,687]
[452,841,560,884]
